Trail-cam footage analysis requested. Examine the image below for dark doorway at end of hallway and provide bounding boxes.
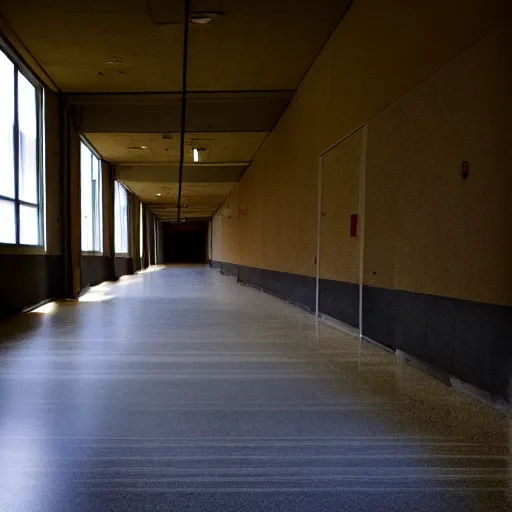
[162,222,208,264]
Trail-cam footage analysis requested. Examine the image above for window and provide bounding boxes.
[80,141,103,252]
[153,217,157,265]
[139,205,143,260]
[114,181,129,254]
[0,45,43,245]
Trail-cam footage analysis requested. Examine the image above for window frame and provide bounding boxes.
[0,38,45,249]
[114,180,130,256]
[80,138,103,254]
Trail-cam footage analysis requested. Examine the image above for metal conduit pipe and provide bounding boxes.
[177,0,191,223]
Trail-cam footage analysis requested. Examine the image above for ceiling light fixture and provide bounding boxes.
[140,145,148,149]
[104,56,124,66]
[156,193,162,196]
[190,12,219,25]
[193,148,200,162]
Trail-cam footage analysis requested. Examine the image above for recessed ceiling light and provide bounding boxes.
[192,147,206,162]
[104,56,124,66]
[140,145,148,149]
[156,193,162,196]
[190,12,218,24]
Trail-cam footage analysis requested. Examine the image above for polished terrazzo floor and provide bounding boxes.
[0,265,510,511]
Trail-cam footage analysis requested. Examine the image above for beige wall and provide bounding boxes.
[212,0,511,306]
[364,24,512,305]
[44,90,62,255]
[319,128,363,284]
[212,184,241,264]
[102,161,113,258]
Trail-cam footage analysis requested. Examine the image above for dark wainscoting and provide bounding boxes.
[0,254,64,319]
[115,257,134,279]
[319,278,359,328]
[81,255,113,289]
[237,265,316,312]
[212,260,316,312]
[212,261,358,325]
[211,261,511,403]
[363,285,511,403]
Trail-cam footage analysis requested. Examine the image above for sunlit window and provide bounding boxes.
[0,45,43,246]
[80,142,103,252]
[114,181,129,254]
[139,205,143,260]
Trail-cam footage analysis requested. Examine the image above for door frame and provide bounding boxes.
[315,123,368,336]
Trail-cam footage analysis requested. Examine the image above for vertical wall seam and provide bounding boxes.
[358,124,368,336]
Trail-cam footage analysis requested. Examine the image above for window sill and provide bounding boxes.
[0,244,46,255]
[81,251,104,256]
[115,253,131,258]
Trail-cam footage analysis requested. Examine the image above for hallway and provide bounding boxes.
[0,266,509,511]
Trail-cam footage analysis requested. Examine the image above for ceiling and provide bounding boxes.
[0,0,353,221]
[0,0,351,92]
[86,132,267,164]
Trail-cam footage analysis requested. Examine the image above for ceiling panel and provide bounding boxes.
[0,0,352,92]
[0,0,353,220]
[86,132,267,163]
[123,180,235,220]
[0,1,183,92]
[186,10,346,91]
[115,165,246,183]
[124,181,236,202]
[71,91,292,133]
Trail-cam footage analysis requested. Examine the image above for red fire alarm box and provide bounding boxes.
[350,214,358,237]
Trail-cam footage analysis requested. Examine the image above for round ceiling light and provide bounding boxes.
[190,12,219,24]
[104,56,124,66]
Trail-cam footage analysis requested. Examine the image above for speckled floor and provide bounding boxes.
[0,265,510,511]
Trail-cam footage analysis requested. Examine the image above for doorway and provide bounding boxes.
[162,222,208,264]
[316,125,367,332]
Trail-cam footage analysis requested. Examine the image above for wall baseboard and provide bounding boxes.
[360,335,395,354]
[318,313,359,337]
[0,254,64,319]
[114,257,134,279]
[211,260,511,408]
[396,349,510,417]
[81,255,113,289]
[363,284,511,404]
[450,376,511,417]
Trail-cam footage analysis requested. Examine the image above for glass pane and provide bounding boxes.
[115,181,128,254]
[20,204,39,245]
[92,155,102,252]
[0,199,16,243]
[80,143,93,251]
[122,184,128,253]
[18,72,38,204]
[0,51,15,199]
[114,183,121,253]
[139,206,143,259]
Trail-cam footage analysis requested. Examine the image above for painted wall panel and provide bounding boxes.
[319,129,362,284]
[213,0,511,306]
[365,25,512,305]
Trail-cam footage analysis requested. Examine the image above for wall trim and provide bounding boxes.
[211,260,511,410]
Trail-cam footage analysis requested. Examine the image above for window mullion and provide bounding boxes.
[89,152,96,251]
[37,86,43,246]
[13,65,20,244]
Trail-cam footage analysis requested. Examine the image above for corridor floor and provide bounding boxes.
[0,266,509,511]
